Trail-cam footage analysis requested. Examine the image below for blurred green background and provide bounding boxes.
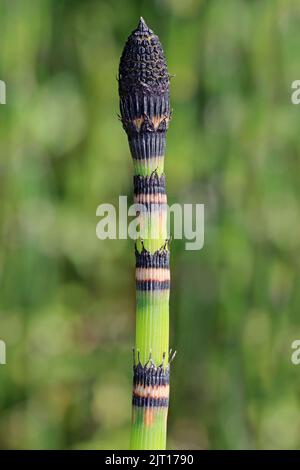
[1,0,300,450]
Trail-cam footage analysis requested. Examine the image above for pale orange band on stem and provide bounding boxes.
[134,193,167,204]
[133,384,170,400]
[136,268,170,282]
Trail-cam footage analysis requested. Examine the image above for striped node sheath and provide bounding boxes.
[118,18,174,449]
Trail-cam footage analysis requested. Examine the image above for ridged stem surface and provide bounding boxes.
[118,18,172,450]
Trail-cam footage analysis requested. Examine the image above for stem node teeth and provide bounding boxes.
[169,349,177,364]
[159,351,167,368]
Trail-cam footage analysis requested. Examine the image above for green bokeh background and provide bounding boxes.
[1,0,300,449]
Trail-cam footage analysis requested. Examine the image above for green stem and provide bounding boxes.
[118,17,173,450]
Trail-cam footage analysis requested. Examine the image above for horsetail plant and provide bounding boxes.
[118,18,175,450]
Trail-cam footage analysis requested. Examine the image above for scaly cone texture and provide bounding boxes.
[118,18,174,449]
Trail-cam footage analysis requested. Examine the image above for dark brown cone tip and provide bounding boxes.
[118,18,170,97]
[138,17,151,33]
